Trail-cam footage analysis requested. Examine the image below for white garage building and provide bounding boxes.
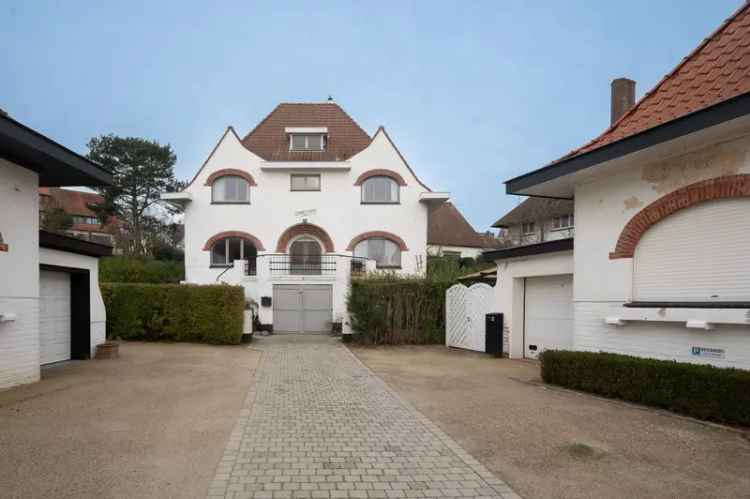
[0,112,112,389]
[487,6,750,369]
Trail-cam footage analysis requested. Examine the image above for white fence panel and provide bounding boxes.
[446,283,494,352]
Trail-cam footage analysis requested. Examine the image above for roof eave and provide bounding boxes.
[482,238,573,262]
[0,115,113,187]
[505,92,750,197]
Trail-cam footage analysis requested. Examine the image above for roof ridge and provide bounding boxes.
[558,2,750,162]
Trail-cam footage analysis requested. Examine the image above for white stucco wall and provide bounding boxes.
[39,248,107,357]
[427,244,483,259]
[491,251,573,358]
[179,127,434,327]
[573,132,750,368]
[0,159,40,389]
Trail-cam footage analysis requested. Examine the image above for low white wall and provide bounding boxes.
[491,251,573,358]
[0,160,40,389]
[39,248,107,357]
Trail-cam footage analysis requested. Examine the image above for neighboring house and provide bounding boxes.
[427,202,485,259]
[0,112,112,389]
[492,197,575,247]
[162,101,449,333]
[39,187,116,247]
[485,3,750,369]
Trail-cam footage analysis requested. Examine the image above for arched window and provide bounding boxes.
[361,176,399,204]
[353,237,401,268]
[211,237,257,267]
[289,237,323,275]
[212,176,250,203]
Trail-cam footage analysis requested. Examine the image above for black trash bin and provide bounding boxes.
[485,313,503,357]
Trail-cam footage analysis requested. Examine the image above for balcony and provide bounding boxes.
[241,254,372,278]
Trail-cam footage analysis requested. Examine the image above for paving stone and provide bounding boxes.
[207,336,521,499]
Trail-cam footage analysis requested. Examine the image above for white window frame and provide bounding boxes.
[552,214,574,230]
[353,237,402,269]
[361,176,400,204]
[290,174,321,191]
[521,222,536,235]
[211,237,253,267]
[289,134,326,152]
[211,175,250,204]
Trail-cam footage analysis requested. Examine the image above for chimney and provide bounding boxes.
[610,78,635,124]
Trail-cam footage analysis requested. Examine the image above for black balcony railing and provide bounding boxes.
[269,254,337,276]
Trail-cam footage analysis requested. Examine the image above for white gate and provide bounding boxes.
[446,283,494,352]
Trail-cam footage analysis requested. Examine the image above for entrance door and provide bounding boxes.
[523,274,574,359]
[40,270,72,364]
[273,285,332,333]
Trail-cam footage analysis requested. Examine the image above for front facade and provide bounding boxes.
[164,102,448,332]
[492,197,575,247]
[487,3,750,369]
[0,112,112,389]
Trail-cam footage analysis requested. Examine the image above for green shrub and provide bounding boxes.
[100,256,184,284]
[101,283,244,344]
[540,350,750,426]
[347,275,450,345]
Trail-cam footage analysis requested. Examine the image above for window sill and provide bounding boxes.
[375,266,402,270]
[211,201,251,205]
[361,202,401,205]
[210,264,232,268]
[290,189,321,192]
[624,301,750,309]
[550,227,574,232]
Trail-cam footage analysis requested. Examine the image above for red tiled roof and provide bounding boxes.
[428,202,484,248]
[39,187,102,216]
[554,3,750,164]
[241,103,372,161]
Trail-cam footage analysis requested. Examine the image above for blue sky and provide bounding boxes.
[1,1,741,230]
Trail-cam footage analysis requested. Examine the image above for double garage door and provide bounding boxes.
[523,274,574,359]
[39,270,72,364]
[273,285,332,333]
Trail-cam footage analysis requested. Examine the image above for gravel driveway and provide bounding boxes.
[0,341,261,499]
[351,345,750,499]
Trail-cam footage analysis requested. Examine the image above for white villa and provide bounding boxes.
[163,102,449,333]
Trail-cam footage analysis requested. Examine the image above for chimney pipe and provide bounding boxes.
[611,78,635,124]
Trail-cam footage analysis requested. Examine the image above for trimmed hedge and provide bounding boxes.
[100,256,184,284]
[540,350,750,426]
[347,276,451,345]
[101,283,244,344]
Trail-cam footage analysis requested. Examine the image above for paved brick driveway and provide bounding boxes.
[208,335,520,499]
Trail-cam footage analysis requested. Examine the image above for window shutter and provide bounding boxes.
[633,198,750,302]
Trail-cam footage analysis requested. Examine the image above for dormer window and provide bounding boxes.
[521,222,535,235]
[286,127,328,152]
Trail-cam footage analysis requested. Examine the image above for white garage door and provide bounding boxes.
[273,285,332,333]
[524,274,574,359]
[40,270,71,364]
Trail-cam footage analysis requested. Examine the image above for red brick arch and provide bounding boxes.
[202,231,265,251]
[353,169,407,186]
[609,174,750,259]
[204,168,257,186]
[276,223,335,253]
[346,231,409,251]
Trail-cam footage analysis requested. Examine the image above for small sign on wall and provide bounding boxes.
[691,346,725,359]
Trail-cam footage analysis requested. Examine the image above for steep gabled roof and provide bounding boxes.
[556,3,750,165]
[506,3,750,195]
[428,202,484,248]
[241,103,372,161]
[492,197,574,228]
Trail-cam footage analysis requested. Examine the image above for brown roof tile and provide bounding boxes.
[39,187,102,217]
[553,3,750,165]
[241,103,372,161]
[492,197,574,228]
[428,202,484,248]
